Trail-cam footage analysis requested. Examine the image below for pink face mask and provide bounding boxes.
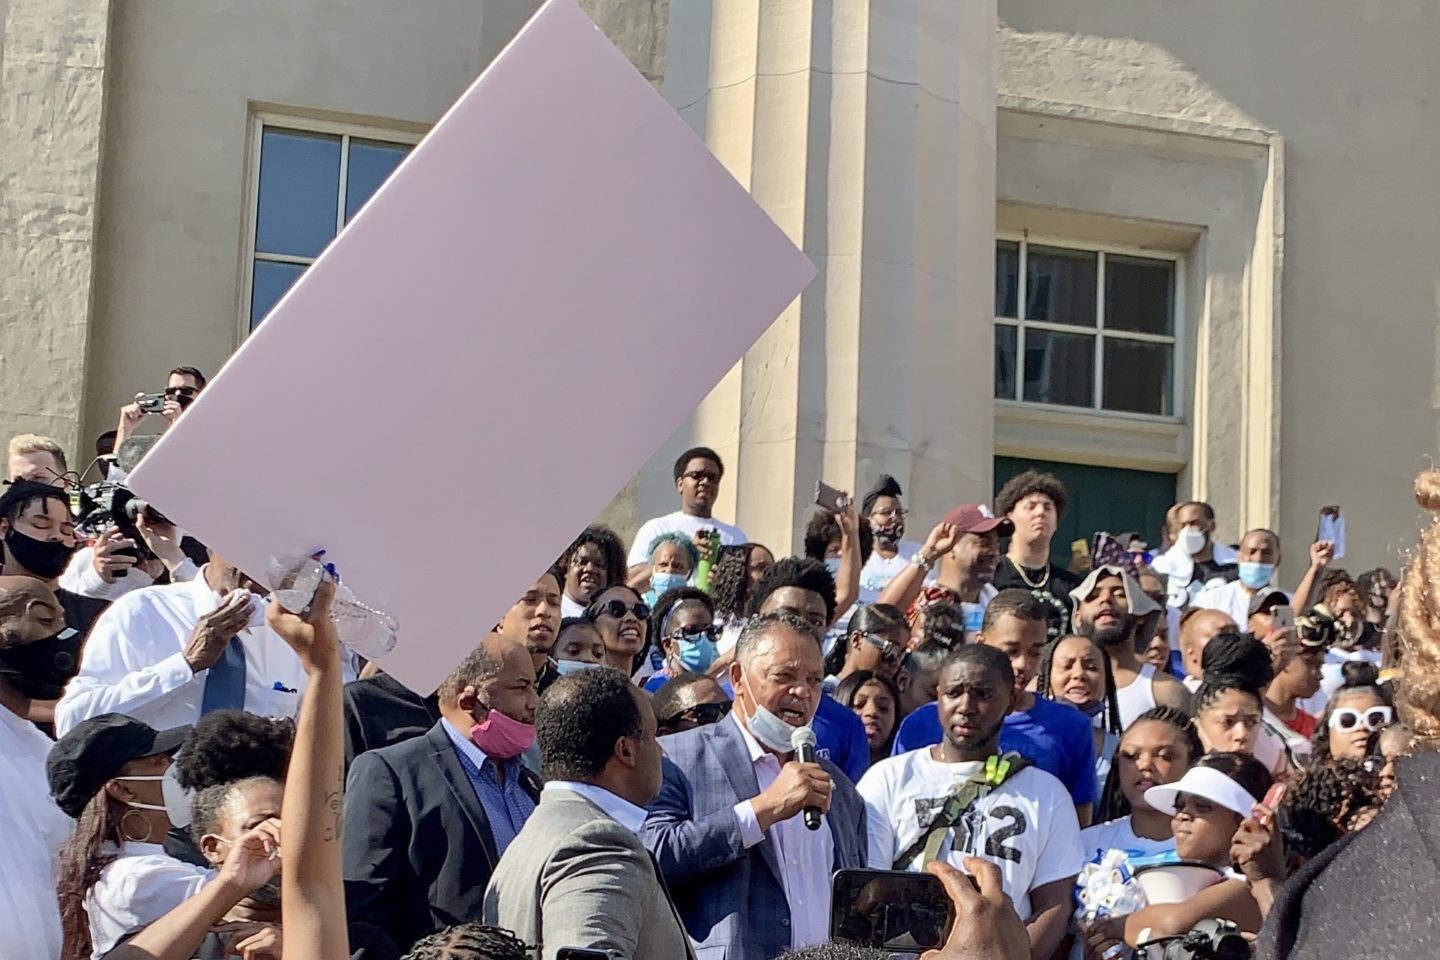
[470,707,536,759]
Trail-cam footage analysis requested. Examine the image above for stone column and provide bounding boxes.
[0,0,113,459]
[626,0,998,553]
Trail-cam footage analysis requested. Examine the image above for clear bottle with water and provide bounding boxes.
[268,556,398,661]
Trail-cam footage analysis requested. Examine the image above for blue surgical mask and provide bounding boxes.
[677,635,719,673]
[555,659,599,676]
[1238,562,1275,590]
[650,571,688,596]
[824,557,842,576]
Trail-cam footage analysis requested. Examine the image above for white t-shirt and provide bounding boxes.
[858,541,924,602]
[1078,817,1176,864]
[626,511,748,567]
[0,707,73,960]
[1193,580,1283,628]
[858,749,1085,921]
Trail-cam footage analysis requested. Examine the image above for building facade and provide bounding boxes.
[1,0,1436,580]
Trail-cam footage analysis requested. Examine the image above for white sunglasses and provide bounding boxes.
[1328,705,1393,733]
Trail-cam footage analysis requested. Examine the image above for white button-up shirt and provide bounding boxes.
[87,841,210,956]
[55,568,315,736]
[0,706,73,960]
[732,717,834,952]
[545,781,648,833]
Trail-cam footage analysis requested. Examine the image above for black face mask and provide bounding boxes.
[5,530,77,580]
[872,522,906,548]
[0,627,81,701]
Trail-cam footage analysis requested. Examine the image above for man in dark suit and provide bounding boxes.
[642,611,868,960]
[342,669,441,770]
[343,632,540,954]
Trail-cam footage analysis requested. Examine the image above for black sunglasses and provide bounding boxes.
[597,599,650,620]
[669,625,718,643]
[665,701,731,728]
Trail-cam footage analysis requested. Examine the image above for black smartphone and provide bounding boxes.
[830,869,954,953]
[815,481,851,513]
[556,950,618,960]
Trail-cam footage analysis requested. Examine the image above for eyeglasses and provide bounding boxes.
[869,507,907,521]
[664,701,731,728]
[1328,705,1393,732]
[597,599,650,621]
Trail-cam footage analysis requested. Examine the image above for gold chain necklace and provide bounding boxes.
[1012,559,1051,589]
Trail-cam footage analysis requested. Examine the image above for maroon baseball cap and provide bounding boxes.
[942,503,1015,536]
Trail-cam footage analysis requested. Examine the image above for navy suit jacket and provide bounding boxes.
[641,713,867,960]
[342,721,541,955]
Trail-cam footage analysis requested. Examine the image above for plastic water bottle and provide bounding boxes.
[268,556,398,661]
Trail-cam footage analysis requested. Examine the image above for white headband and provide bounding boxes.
[1143,765,1259,819]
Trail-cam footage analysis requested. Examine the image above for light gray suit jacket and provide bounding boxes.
[484,789,696,960]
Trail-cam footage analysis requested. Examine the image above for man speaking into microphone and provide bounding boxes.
[642,611,868,960]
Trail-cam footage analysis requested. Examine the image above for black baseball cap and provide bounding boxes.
[47,713,191,818]
[1248,587,1289,619]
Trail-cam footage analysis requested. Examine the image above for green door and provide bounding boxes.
[994,457,1178,566]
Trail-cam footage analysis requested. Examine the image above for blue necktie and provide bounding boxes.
[200,637,247,714]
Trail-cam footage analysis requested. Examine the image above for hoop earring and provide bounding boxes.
[119,808,154,844]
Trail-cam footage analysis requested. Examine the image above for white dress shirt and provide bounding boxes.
[87,841,210,957]
[732,717,834,952]
[545,781,648,833]
[60,547,199,602]
[55,568,314,737]
[0,706,74,960]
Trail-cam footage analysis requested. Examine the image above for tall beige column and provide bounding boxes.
[631,0,998,553]
[0,0,113,459]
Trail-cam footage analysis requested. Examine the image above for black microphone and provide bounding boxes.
[791,725,822,831]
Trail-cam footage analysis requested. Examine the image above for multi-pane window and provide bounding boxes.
[246,123,415,330]
[994,238,1178,417]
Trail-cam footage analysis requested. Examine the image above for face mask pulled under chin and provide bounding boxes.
[0,626,80,701]
[740,676,804,753]
[555,659,600,676]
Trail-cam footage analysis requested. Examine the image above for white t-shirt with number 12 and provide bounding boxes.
[857,748,1085,921]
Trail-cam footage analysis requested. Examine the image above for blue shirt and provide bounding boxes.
[890,696,1097,806]
[441,719,535,855]
[717,679,870,784]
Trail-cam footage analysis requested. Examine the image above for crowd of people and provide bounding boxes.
[0,372,1437,960]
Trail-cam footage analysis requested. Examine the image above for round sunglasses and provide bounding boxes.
[596,599,650,621]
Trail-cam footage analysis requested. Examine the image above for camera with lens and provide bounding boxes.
[1160,919,1251,960]
[72,481,171,571]
[135,392,168,414]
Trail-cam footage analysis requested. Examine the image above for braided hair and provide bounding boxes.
[1037,633,1121,735]
[401,923,531,960]
[710,544,761,622]
[1094,706,1203,825]
[1194,631,1274,714]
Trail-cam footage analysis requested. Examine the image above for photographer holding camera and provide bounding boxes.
[114,366,206,451]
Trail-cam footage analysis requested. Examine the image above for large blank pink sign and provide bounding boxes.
[128,0,815,693]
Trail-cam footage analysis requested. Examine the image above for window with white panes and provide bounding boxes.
[245,120,418,331]
[994,238,1179,417]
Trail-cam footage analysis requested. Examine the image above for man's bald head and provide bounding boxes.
[1179,608,1237,679]
[437,632,532,707]
[0,577,63,649]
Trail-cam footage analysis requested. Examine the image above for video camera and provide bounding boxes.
[1157,919,1251,960]
[71,481,171,567]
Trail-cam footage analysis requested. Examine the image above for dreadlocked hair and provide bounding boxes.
[1280,756,1383,864]
[1095,706,1203,825]
[1308,680,1394,765]
[1036,634,1121,734]
[400,922,532,960]
[1194,631,1273,713]
[56,791,124,960]
[710,544,759,621]
[1399,472,1440,745]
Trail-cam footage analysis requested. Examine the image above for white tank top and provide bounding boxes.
[1116,663,1158,729]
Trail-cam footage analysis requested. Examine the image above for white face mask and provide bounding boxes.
[119,765,192,825]
[740,675,803,753]
[555,659,600,676]
[1178,526,1208,557]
